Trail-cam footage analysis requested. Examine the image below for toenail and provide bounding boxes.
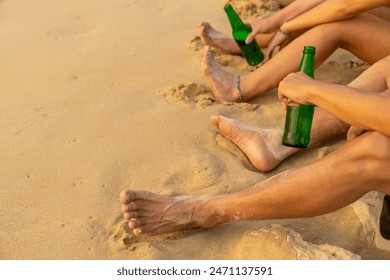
[129,202,136,210]
[126,191,132,201]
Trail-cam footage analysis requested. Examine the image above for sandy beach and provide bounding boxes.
[0,0,389,260]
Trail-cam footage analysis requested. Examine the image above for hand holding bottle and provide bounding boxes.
[244,16,280,44]
[281,46,316,148]
[278,71,315,110]
[224,4,264,66]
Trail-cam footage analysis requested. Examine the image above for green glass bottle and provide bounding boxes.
[224,4,264,66]
[282,46,316,148]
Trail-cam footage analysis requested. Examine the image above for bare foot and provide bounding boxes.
[120,190,218,236]
[210,115,299,172]
[202,46,242,102]
[198,22,241,55]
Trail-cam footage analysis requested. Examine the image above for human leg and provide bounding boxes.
[210,54,390,171]
[198,22,275,54]
[120,132,390,236]
[210,108,350,172]
[203,13,390,102]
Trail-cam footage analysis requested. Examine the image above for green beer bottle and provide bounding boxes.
[224,4,264,66]
[282,46,316,148]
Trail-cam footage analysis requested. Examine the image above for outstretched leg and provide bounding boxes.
[121,132,390,236]
[203,13,390,102]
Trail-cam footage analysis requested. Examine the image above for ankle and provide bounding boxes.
[196,197,229,228]
[236,76,244,102]
[239,75,259,101]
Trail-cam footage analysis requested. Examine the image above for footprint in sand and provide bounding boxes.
[162,150,228,192]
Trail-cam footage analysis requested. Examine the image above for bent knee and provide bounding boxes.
[364,132,390,155]
[346,132,390,186]
[363,132,390,190]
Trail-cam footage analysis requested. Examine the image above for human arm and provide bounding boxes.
[264,0,390,61]
[245,0,325,44]
[281,0,390,34]
[278,72,390,137]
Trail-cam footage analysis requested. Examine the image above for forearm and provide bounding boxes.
[269,0,325,27]
[281,0,390,33]
[308,82,390,137]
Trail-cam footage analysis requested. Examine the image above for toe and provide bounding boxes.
[128,218,141,229]
[120,190,134,203]
[133,228,143,236]
[209,115,221,127]
[122,201,139,221]
[122,202,137,213]
[123,211,138,221]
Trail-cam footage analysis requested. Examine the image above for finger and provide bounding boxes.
[281,101,287,111]
[288,101,301,107]
[265,46,275,61]
[346,129,355,142]
[245,31,255,44]
[245,17,256,25]
[346,127,360,142]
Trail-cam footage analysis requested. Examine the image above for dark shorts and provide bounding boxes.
[380,195,390,240]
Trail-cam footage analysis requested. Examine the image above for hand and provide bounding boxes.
[264,29,289,61]
[278,72,315,110]
[245,16,279,44]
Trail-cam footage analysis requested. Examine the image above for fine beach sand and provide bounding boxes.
[0,0,389,260]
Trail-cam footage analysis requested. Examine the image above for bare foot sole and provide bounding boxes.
[199,22,241,55]
[120,190,215,236]
[202,46,240,102]
[210,115,298,172]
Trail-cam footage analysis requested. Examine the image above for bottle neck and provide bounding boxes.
[224,4,244,31]
[299,47,316,78]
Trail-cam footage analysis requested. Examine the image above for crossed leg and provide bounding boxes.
[120,131,390,236]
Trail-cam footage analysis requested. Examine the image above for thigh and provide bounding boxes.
[348,55,390,91]
[345,131,390,193]
[337,13,390,65]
